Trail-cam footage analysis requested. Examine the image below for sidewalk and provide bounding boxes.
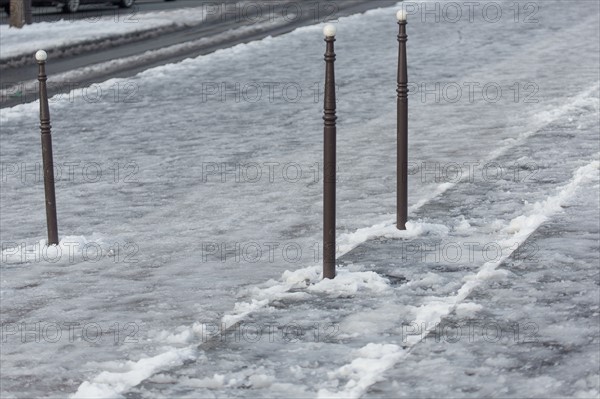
[2,1,598,396]
[119,96,599,397]
[365,172,599,399]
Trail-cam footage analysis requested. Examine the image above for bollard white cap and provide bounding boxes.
[323,24,337,37]
[396,9,407,21]
[35,50,48,62]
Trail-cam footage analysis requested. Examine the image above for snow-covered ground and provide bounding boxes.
[1,0,599,398]
[0,7,209,60]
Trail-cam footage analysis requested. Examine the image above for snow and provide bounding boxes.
[455,159,600,310]
[221,299,270,327]
[307,270,390,297]
[318,343,403,399]
[362,160,600,398]
[0,18,290,102]
[248,373,274,389]
[1,0,599,397]
[337,221,450,255]
[72,347,196,398]
[316,156,599,399]
[0,7,210,60]
[503,160,600,236]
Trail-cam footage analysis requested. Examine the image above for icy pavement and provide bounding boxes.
[117,84,600,398]
[1,0,599,397]
[363,165,600,398]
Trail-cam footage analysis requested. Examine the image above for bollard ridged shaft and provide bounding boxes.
[37,52,59,245]
[397,16,409,230]
[323,31,337,279]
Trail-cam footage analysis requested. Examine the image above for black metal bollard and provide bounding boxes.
[396,10,409,230]
[36,50,59,245]
[323,24,337,279]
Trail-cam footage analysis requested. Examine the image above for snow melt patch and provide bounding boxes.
[337,220,449,256]
[281,265,322,286]
[308,270,390,297]
[152,326,197,345]
[504,159,600,237]
[221,299,270,327]
[458,159,599,303]
[72,347,196,398]
[454,216,474,234]
[204,220,445,343]
[318,343,403,399]
[223,266,391,325]
[248,373,275,389]
[488,83,600,161]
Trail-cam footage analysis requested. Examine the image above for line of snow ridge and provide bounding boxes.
[317,158,600,399]
[70,157,598,398]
